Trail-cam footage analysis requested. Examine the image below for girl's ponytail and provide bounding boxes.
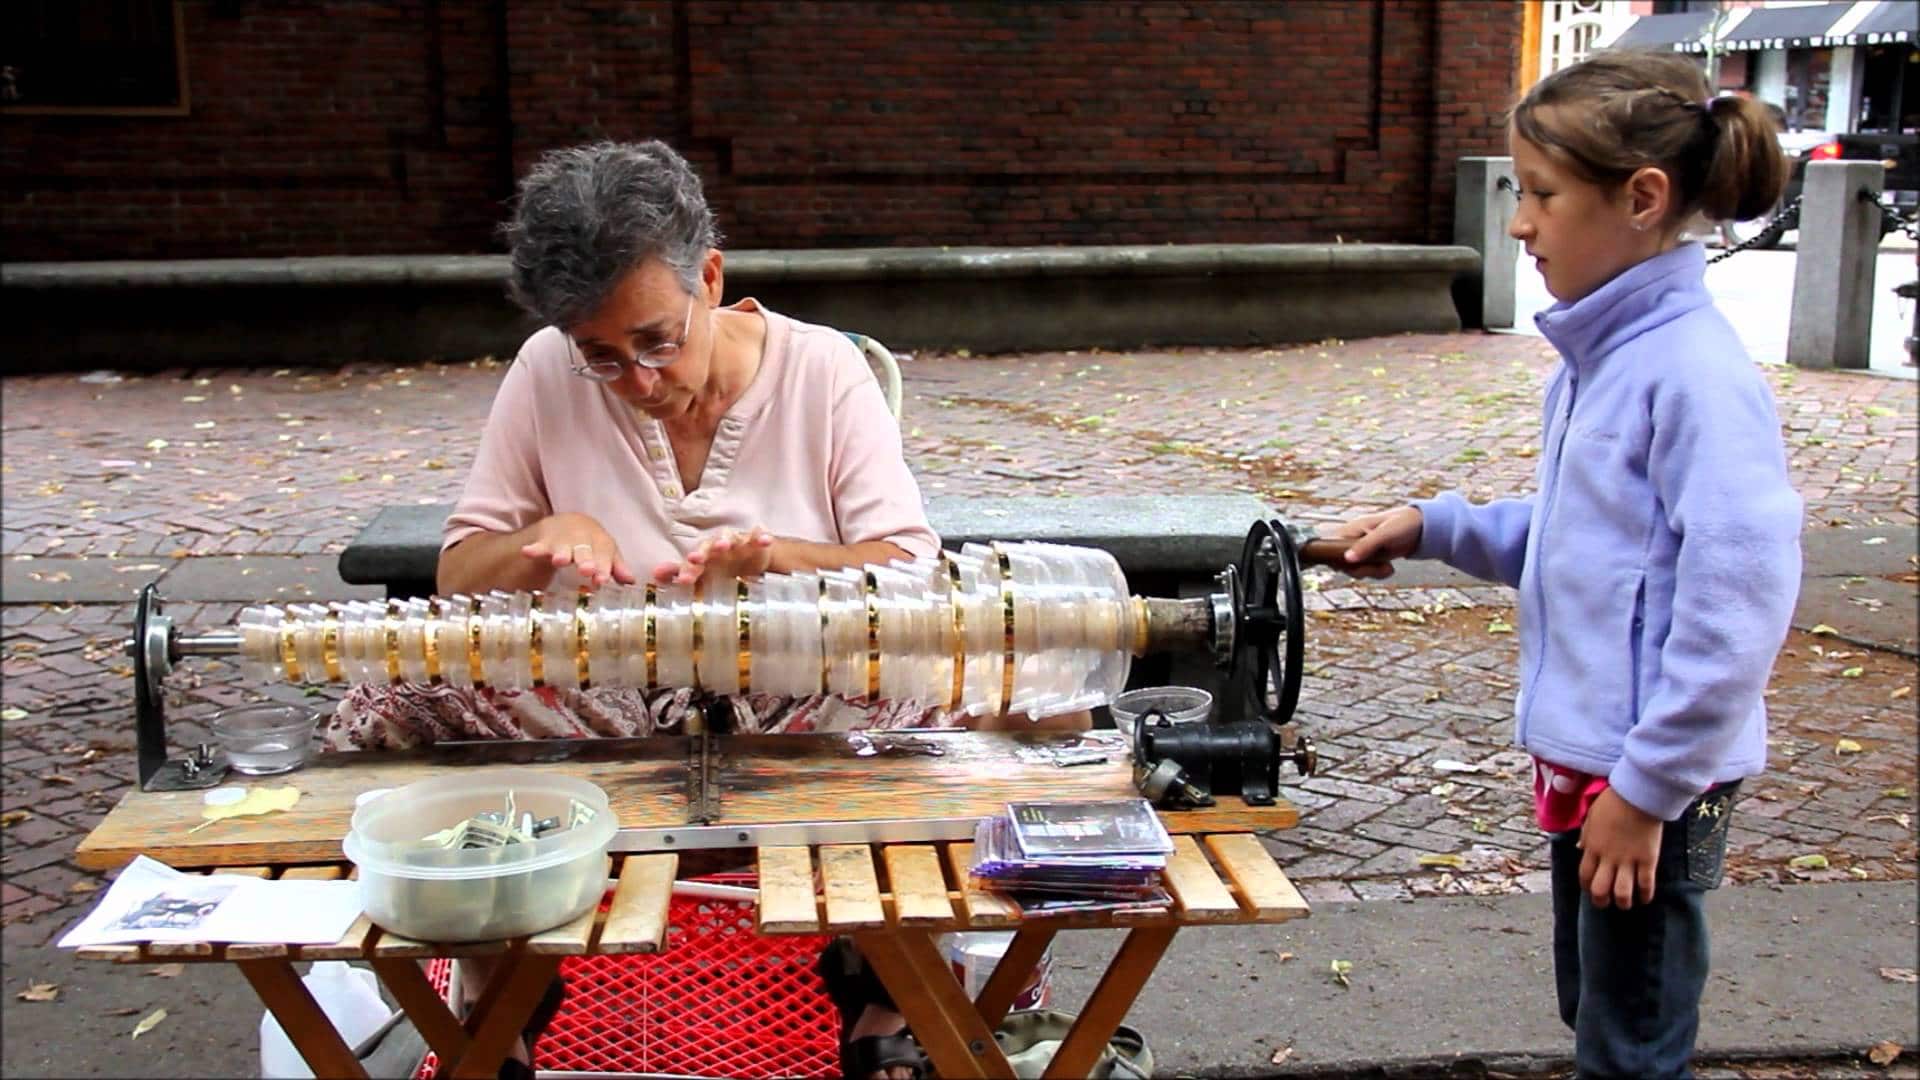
[1513,52,1791,226]
[1699,96,1790,223]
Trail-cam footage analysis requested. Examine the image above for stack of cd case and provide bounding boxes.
[968,799,1177,916]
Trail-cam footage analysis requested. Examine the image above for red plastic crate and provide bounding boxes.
[415,875,840,1078]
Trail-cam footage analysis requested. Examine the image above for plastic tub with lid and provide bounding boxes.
[342,770,615,942]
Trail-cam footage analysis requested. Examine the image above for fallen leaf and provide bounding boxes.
[1886,787,1911,799]
[104,1006,143,1017]
[1487,618,1514,634]
[1275,951,1295,963]
[68,880,100,894]
[1471,817,1493,834]
[1892,687,1912,701]
[1863,537,1889,546]
[1836,739,1864,755]
[131,1008,168,1039]
[1788,854,1829,871]
[0,810,30,828]
[16,983,59,1002]
[1432,759,1482,773]
[1329,959,1352,988]
[146,964,185,979]
[1418,853,1466,869]
[1397,610,1426,624]
[1868,1040,1901,1066]
[1809,623,1838,635]
[0,707,26,721]
[1270,1044,1296,1065]
[41,774,74,785]
[188,785,300,832]
[145,439,169,451]
[1429,782,1458,797]
[1879,967,1918,983]
[1840,667,1864,678]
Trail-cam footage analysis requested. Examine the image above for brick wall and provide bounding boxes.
[0,0,1519,260]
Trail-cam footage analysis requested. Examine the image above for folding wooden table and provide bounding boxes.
[72,731,1308,1079]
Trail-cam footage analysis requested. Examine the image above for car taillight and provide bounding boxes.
[1809,141,1843,160]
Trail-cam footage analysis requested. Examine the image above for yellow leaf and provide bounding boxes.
[0,810,30,828]
[1840,667,1864,678]
[1809,624,1838,635]
[1418,853,1465,869]
[1891,687,1911,700]
[17,983,59,1002]
[1397,610,1426,624]
[1270,1044,1296,1065]
[1836,738,1864,754]
[1868,1041,1901,1067]
[68,880,100,894]
[1886,787,1911,799]
[0,707,26,721]
[189,786,300,833]
[1329,959,1353,987]
[1787,854,1829,870]
[145,439,169,451]
[1487,618,1514,634]
[131,1008,168,1039]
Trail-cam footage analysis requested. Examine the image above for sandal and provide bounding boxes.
[816,938,925,1079]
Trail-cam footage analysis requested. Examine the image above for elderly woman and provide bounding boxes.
[326,140,960,1080]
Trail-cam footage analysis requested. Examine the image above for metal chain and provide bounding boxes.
[1873,192,1918,241]
[1706,193,1801,265]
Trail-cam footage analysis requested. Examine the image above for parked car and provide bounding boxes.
[1722,130,1916,250]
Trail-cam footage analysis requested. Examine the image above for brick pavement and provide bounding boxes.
[2,333,1914,940]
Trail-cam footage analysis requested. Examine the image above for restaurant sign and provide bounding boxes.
[1674,28,1912,54]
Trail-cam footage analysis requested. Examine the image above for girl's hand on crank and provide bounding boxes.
[651,525,776,587]
[1324,507,1423,579]
[1577,788,1663,909]
[520,513,639,588]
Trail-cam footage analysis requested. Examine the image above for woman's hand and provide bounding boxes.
[519,513,639,589]
[1323,506,1423,579]
[1578,788,1664,909]
[651,526,776,587]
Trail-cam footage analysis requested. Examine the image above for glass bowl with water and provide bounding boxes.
[209,703,321,775]
[1108,686,1212,753]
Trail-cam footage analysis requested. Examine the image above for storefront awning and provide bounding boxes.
[1679,1,1857,54]
[1848,1,1917,45]
[1603,10,1716,51]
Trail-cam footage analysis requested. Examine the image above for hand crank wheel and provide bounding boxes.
[1232,519,1305,727]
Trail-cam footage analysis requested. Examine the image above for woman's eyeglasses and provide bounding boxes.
[567,294,695,381]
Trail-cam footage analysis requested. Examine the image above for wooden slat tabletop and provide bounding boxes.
[75,732,1296,871]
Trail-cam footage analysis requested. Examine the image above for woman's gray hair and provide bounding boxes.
[502,140,722,329]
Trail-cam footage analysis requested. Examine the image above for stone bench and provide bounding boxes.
[3,244,1477,371]
[338,493,1276,702]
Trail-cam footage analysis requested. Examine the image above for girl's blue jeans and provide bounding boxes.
[1548,782,1740,1080]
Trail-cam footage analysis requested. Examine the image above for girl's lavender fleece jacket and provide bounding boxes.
[1413,243,1803,822]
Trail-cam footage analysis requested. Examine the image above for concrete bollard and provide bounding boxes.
[1453,156,1520,330]
[1787,161,1884,370]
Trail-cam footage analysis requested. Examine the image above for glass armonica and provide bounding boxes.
[236,542,1135,719]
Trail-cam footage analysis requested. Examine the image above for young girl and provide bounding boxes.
[1329,52,1802,1078]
